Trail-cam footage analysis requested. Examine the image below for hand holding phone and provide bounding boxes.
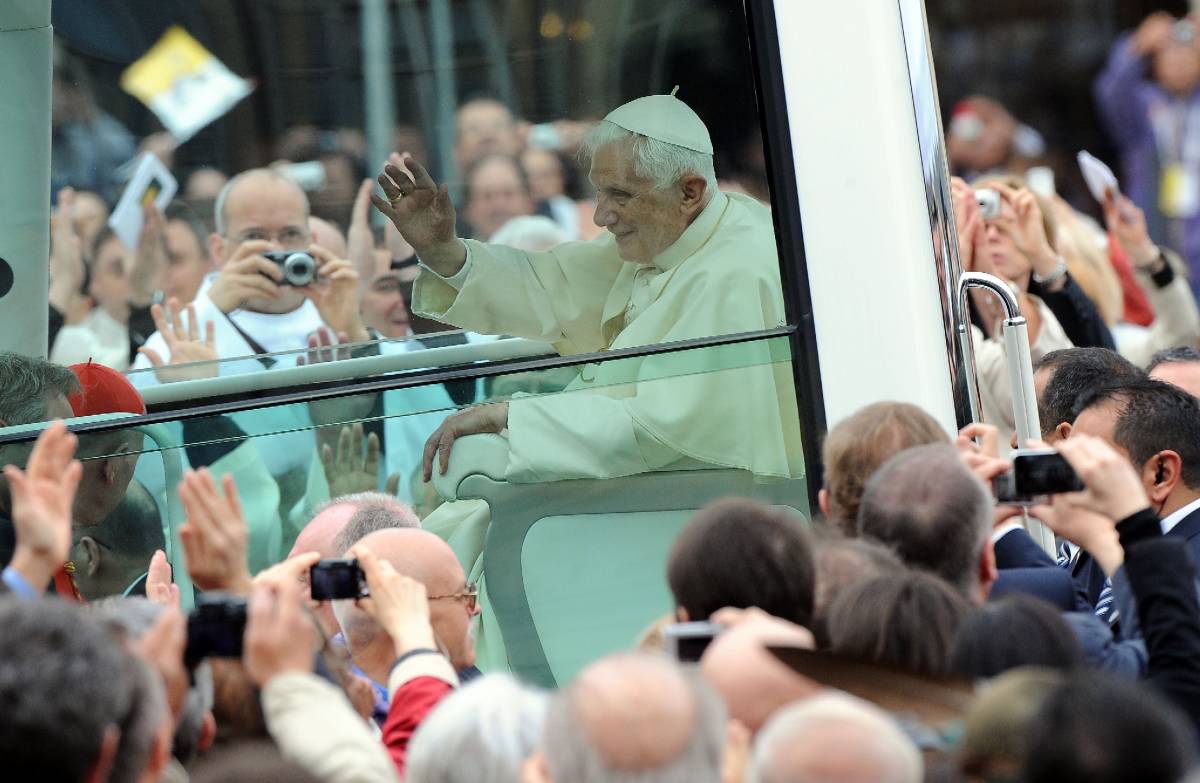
[993,449,1084,506]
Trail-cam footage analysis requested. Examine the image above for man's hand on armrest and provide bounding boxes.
[4,421,81,593]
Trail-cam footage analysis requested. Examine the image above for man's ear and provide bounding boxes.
[83,724,120,783]
[1055,421,1072,441]
[1145,450,1183,506]
[817,488,831,518]
[78,536,102,577]
[679,175,708,211]
[675,606,690,622]
[977,538,998,602]
[207,233,227,268]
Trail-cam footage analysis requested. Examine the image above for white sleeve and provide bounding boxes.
[418,243,474,290]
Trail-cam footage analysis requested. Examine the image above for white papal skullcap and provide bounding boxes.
[602,86,714,155]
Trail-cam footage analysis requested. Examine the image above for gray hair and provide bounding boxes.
[0,352,79,427]
[581,120,717,197]
[407,674,548,783]
[89,597,215,764]
[856,444,992,598]
[332,496,421,555]
[543,664,726,783]
[0,599,133,780]
[749,692,922,783]
[213,168,310,236]
[109,655,169,783]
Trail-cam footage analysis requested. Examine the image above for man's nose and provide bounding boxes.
[593,203,616,228]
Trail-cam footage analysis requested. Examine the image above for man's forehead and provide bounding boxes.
[589,143,652,188]
[1071,402,1122,443]
[225,177,308,229]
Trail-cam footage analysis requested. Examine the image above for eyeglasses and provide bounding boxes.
[428,582,479,613]
[228,226,310,248]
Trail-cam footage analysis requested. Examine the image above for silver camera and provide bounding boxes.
[261,250,317,287]
[975,188,1001,220]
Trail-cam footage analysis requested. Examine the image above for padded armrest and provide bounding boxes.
[431,433,511,501]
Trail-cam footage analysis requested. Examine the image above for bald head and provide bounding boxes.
[543,653,725,781]
[214,168,309,238]
[751,692,922,783]
[308,216,348,258]
[290,502,357,560]
[356,528,460,591]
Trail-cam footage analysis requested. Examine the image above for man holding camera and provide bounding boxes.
[132,168,367,378]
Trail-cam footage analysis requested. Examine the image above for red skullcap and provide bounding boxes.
[67,361,146,418]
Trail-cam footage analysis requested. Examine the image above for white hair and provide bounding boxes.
[749,692,923,783]
[581,120,717,197]
[488,215,570,250]
[406,674,548,783]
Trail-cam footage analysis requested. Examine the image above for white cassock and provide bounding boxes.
[129,273,329,568]
[413,188,803,669]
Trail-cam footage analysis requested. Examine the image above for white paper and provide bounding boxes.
[107,153,178,251]
[1077,150,1120,204]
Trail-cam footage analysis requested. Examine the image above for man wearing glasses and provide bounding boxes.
[132,168,368,377]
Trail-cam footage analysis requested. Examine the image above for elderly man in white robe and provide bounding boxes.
[371,91,802,669]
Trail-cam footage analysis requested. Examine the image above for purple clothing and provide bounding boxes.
[1095,33,1200,294]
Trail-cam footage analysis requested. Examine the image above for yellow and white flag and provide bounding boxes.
[120,26,254,143]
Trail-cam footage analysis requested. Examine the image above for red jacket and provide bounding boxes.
[382,675,455,777]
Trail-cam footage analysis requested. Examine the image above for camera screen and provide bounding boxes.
[310,559,367,601]
[1013,452,1084,496]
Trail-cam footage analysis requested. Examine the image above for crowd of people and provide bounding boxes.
[10,6,1200,782]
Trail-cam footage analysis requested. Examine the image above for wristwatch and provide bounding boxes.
[1031,254,1068,287]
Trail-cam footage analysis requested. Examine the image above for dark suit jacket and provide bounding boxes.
[992,528,1093,612]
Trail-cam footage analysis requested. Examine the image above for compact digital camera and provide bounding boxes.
[185,593,248,668]
[310,558,370,601]
[261,250,317,287]
[993,448,1084,506]
[975,188,1001,220]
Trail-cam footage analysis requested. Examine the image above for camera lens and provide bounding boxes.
[282,252,316,286]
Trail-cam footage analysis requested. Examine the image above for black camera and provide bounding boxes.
[662,621,724,663]
[310,558,369,601]
[185,593,248,668]
[261,250,317,287]
[993,449,1084,505]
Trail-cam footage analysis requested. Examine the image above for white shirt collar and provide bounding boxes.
[1160,496,1200,535]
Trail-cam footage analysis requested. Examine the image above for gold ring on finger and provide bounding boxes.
[389,193,404,205]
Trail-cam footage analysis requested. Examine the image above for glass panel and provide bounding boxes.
[0,336,804,682]
[44,0,791,399]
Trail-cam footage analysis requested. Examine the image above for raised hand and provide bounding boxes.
[243,578,321,687]
[1134,11,1177,56]
[422,402,509,481]
[130,204,169,307]
[146,549,181,609]
[347,178,380,290]
[351,544,436,656]
[370,153,464,275]
[322,423,382,498]
[205,240,285,314]
[4,421,82,591]
[950,177,983,271]
[991,183,1059,279]
[137,298,219,383]
[1103,192,1161,268]
[177,469,253,594]
[133,607,189,721]
[299,244,369,343]
[49,187,86,315]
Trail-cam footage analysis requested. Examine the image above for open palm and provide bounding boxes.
[369,154,457,251]
[5,421,81,563]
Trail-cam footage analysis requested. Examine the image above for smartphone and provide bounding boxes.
[310,558,369,601]
[185,593,248,668]
[993,449,1084,505]
[663,621,724,663]
[975,188,1001,220]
